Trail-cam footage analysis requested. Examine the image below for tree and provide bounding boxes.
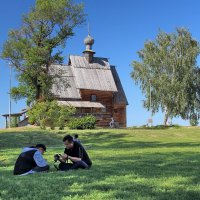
[1,0,85,104]
[131,28,200,125]
[189,114,199,126]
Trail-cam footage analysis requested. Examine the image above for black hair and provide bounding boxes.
[63,135,73,143]
[74,134,78,139]
[36,144,46,151]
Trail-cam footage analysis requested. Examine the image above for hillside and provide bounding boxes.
[0,126,200,200]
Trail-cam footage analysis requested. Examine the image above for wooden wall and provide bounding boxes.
[113,105,126,127]
[78,89,127,127]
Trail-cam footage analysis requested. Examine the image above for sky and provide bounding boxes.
[1,0,200,128]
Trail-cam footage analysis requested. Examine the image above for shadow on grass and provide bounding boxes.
[128,124,182,130]
[0,129,146,152]
[0,130,63,149]
[94,151,200,178]
[85,141,200,150]
[1,128,200,199]
[1,150,200,200]
[81,131,200,149]
[2,129,199,150]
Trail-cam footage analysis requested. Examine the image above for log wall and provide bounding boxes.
[78,89,127,127]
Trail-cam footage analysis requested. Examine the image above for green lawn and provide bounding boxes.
[0,126,200,200]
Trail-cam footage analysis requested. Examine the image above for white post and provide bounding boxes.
[9,63,12,128]
[149,79,153,127]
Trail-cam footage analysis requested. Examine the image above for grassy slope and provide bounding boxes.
[0,126,200,200]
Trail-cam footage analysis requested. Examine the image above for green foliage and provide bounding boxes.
[131,124,181,129]
[131,28,200,125]
[11,84,36,106]
[1,0,85,104]
[28,101,75,129]
[189,114,199,126]
[1,127,200,199]
[9,117,20,128]
[68,115,96,129]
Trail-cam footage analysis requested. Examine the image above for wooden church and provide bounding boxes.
[51,34,128,127]
[2,34,128,128]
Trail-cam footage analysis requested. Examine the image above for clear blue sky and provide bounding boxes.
[1,0,200,128]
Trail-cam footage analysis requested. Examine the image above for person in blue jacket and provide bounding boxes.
[13,144,49,175]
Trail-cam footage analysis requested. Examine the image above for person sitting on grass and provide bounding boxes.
[13,144,49,175]
[58,135,92,171]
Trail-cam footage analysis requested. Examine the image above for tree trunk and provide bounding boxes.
[163,110,169,126]
[36,85,41,100]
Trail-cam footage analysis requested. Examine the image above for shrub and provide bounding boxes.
[28,101,75,130]
[68,115,96,129]
[10,116,20,128]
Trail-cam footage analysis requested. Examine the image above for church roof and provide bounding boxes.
[111,66,128,105]
[50,56,128,105]
[69,55,117,92]
[69,55,110,69]
[50,64,81,99]
[58,100,105,108]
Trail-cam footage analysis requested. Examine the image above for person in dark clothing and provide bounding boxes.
[58,135,92,171]
[73,134,81,144]
[14,144,49,175]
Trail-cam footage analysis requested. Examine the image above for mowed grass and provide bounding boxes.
[0,126,200,200]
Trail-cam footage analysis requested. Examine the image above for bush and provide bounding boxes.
[130,124,181,129]
[68,115,96,129]
[9,116,20,128]
[28,101,75,130]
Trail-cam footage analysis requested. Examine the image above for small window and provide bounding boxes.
[91,95,97,102]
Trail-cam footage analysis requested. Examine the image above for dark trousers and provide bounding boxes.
[59,161,90,171]
[32,165,50,172]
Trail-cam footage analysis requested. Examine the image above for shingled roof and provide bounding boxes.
[111,66,128,105]
[69,55,118,92]
[51,56,128,105]
[69,55,110,69]
[51,64,81,99]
